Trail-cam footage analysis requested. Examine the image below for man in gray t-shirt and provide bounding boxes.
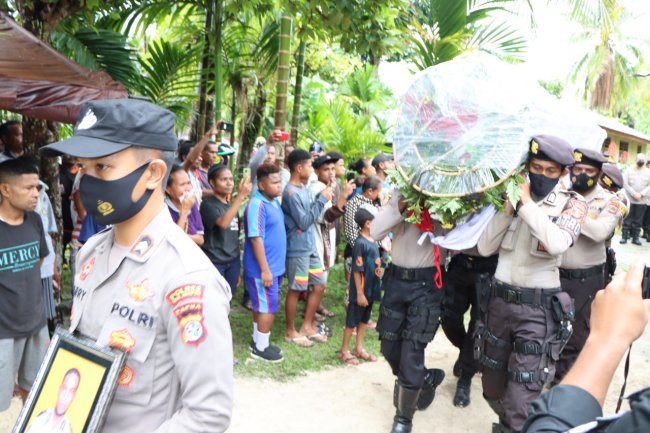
[0,158,49,409]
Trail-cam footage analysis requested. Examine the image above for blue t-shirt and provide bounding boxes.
[349,236,382,302]
[243,190,286,278]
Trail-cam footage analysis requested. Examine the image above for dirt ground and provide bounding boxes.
[2,234,650,433]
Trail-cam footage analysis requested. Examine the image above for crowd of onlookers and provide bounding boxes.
[0,119,398,365]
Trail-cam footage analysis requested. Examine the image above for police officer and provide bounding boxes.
[40,99,233,433]
[553,149,621,384]
[477,135,587,433]
[371,192,446,433]
[620,153,650,245]
[441,248,498,407]
[599,164,628,283]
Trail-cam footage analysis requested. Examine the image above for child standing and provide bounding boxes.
[339,207,381,365]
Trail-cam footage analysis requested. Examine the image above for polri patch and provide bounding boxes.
[118,365,134,387]
[127,279,154,302]
[79,257,95,281]
[173,302,207,347]
[166,284,204,307]
[109,329,136,352]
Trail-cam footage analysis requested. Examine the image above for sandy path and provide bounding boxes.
[3,235,650,433]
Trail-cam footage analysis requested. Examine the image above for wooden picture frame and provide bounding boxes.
[13,328,126,433]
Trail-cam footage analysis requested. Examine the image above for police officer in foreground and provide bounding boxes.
[523,262,650,433]
[476,135,587,433]
[553,149,621,384]
[371,192,446,433]
[441,248,498,408]
[40,99,233,433]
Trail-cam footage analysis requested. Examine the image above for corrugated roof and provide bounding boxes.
[596,114,650,144]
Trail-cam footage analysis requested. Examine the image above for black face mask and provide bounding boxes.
[571,172,597,192]
[637,160,645,167]
[529,172,559,198]
[80,162,154,225]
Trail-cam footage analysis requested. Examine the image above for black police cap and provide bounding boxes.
[573,148,607,168]
[529,135,574,166]
[41,99,177,158]
[601,163,624,189]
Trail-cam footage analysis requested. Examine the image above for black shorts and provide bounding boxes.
[346,301,374,328]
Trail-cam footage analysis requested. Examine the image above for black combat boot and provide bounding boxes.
[620,229,629,244]
[417,368,445,410]
[390,385,420,433]
[632,229,643,245]
[453,373,472,407]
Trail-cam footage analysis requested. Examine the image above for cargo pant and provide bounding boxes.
[475,282,573,432]
[554,267,605,384]
[441,254,497,377]
[377,265,443,390]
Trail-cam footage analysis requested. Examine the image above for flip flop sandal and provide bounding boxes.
[284,335,314,348]
[307,333,328,343]
[338,350,360,365]
[318,322,332,337]
[355,350,378,362]
[317,306,335,318]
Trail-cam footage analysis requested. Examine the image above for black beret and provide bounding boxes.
[601,163,624,189]
[573,148,607,168]
[529,135,574,166]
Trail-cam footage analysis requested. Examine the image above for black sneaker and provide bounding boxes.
[249,339,282,355]
[251,345,284,363]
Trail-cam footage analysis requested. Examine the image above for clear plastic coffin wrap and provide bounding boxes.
[393,53,605,197]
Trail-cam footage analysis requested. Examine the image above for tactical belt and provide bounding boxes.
[559,263,605,280]
[387,264,437,282]
[454,253,498,273]
[493,282,560,307]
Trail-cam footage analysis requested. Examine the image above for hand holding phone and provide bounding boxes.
[242,167,251,183]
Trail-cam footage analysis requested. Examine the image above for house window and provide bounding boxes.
[620,141,629,152]
[638,144,643,153]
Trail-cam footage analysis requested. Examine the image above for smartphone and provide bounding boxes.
[643,266,650,299]
[346,171,356,182]
[242,167,251,182]
[219,122,234,133]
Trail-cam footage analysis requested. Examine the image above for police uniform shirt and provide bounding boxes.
[26,409,73,433]
[477,184,587,289]
[560,185,622,269]
[70,208,233,433]
[370,191,448,268]
[622,165,650,204]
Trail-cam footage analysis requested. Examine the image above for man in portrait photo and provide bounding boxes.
[26,368,80,433]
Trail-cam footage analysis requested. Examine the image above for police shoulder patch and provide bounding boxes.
[166,284,205,307]
[173,302,206,347]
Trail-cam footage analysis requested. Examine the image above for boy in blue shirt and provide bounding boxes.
[339,207,381,364]
[282,149,333,347]
[243,163,286,362]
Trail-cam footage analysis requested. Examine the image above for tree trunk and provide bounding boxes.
[16,0,83,268]
[238,82,266,169]
[274,15,292,168]
[192,5,213,141]
[214,0,224,121]
[290,39,306,147]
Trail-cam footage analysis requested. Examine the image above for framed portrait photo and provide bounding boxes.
[13,328,127,433]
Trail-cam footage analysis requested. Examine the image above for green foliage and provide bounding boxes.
[134,39,203,125]
[408,0,526,70]
[388,168,524,227]
[51,27,139,88]
[538,79,565,98]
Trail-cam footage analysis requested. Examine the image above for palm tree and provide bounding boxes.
[408,0,527,70]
